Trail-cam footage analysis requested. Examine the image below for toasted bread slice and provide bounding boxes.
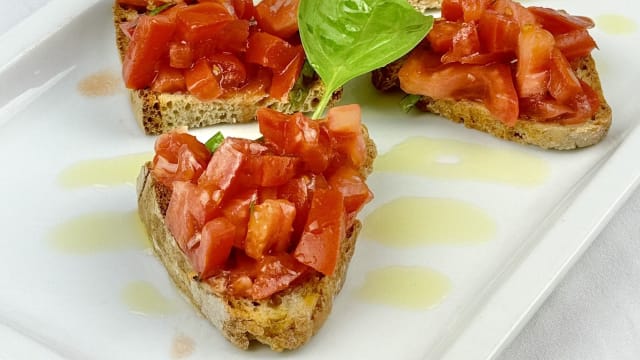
[408,0,443,13]
[113,3,340,135]
[372,54,612,150]
[136,128,377,351]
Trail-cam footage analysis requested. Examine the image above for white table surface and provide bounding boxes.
[2,2,639,360]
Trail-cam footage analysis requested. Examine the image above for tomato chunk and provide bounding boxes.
[245,199,296,258]
[245,32,298,70]
[477,10,519,54]
[294,188,345,276]
[198,138,246,192]
[152,131,211,186]
[269,46,305,101]
[255,0,300,39]
[516,25,555,98]
[185,59,223,101]
[169,42,193,69]
[221,189,258,248]
[244,155,300,187]
[208,53,247,89]
[441,22,481,64]
[548,48,582,103]
[427,20,462,54]
[251,254,306,299]
[122,15,176,89]
[528,6,594,35]
[175,2,234,43]
[555,29,597,60]
[196,217,236,279]
[151,63,186,93]
[165,181,200,252]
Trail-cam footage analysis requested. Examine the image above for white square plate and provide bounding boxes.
[1,1,639,359]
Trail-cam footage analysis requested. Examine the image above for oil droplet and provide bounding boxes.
[596,14,637,35]
[77,70,122,97]
[363,197,496,247]
[122,281,178,316]
[375,137,548,186]
[49,211,149,254]
[58,152,152,188]
[356,266,451,310]
[171,334,196,359]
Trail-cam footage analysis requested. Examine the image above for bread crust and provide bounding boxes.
[406,0,443,13]
[113,2,340,135]
[136,130,377,351]
[372,55,612,150]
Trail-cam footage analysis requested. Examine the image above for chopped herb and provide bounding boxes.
[400,94,422,113]
[205,131,225,153]
[149,2,175,16]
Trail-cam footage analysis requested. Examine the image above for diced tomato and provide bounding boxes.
[286,113,331,173]
[254,0,300,39]
[257,107,294,154]
[516,25,555,98]
[199,138,246,192]
[441,0,463,22]
[441,22,481,63]
[225,66,271,99]
[196,217,235,279]
[214,20,250,53]
[399,48,519,125]
[258,186,279,203]
[244,155,300,187]
[548,48,582,103]
[245,199,296,258]
[208,53,247,88]
[427,20,462,54]
[175,2,234,43]
[245,32,299,70]
[326,104,362,136]
[270,46,305,101]
[477,10,519,54]
[555,29,597,60]
[151,63,186,93]
[184,59,223,101]
[251,254,306,299]
[221,188,257,248]
[169,42,193,69]
[561,80,600,124]
[232,0,255,20]
[460,0,489,22]
[165,181,200,252]
[152,130,211,186]
[294,187,345,276]
[528,6,594,35]
[122,15,176,89]
[519,96,573,121]
[277,175,311,238]
[328,166,372,216]
[491,0,537,26]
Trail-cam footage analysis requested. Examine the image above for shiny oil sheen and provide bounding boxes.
[121,280,177,316]
[58,152,152,188]
[364,197,496,247]
[375,137,549,186]
[49,211,149,254]
[357,266,451,310]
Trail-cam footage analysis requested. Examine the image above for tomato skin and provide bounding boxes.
[269,46,305,101]
[175,2,234,43]
[184,59,223,101]
[196,217,236,279]
[255,0,300,39]
[208,53,247,89]
[441,22,481,64]
[399,48,519,125]
[548,48,581,103]
[294,187,345,276]
[555,29,597,60]
[441,0,463,22]
[122,15,176,89]
[251,254,306,300]
[245,32,298,70]
[477,10,519,54]
[245,199,296,259]
[152,131,211,186]
[151,63,186,93]
[528,6,594,35]
[198,138,246,192]
[516,25,555,98]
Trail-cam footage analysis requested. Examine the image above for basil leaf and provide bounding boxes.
[149,2,175,16]
[298,0,433,119]
[400,94,422,113]
[205,131,225,153]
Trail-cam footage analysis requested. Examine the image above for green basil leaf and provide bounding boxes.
[400,94,422,113]
[205,131,225,153]
[298,0,433,118]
